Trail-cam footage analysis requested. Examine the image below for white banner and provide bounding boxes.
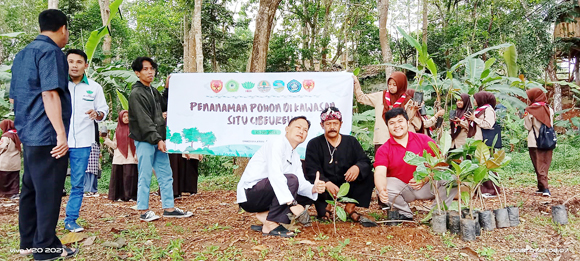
[165,72,353,158]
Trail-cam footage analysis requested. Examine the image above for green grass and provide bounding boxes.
[502,142,580,187]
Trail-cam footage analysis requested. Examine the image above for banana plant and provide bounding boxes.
[325,183,359,234]
[84,0,124,64]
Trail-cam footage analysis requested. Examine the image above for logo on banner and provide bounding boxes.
[273,80,285,92]
[210,80,223,93]
[242,82,255,90]
[225,80,239,92]
[257,80,271,93]
[287,80,301,93]
[303,80,315,92]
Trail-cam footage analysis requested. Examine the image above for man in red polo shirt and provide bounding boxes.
[374,108,457,219]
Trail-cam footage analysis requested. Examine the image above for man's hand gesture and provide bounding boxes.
[344,165,360,182]
[312,171,326,194]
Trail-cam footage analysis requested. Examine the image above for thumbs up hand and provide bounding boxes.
[378,187,389,205]
[312,171,326,194]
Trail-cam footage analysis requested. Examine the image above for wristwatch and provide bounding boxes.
[96,111,103,118]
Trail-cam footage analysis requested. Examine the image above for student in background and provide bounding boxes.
[524,88,554,197]
[84,123,101,197]
[450,93,475,149]
[104,110,139,201]
[467,91,499,197]
[353,72,408,152]
[0,119,21,199]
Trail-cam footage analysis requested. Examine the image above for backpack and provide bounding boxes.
[532,123,557,150]
[479,107,502,149]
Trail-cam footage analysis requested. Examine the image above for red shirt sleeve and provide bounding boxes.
[373,144,389,168]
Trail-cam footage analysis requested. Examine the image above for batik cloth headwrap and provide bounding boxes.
[320,107,342,122]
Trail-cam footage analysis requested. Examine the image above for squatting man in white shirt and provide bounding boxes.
[236,116,326,238]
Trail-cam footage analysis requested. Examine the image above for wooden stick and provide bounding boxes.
[376,220,418,224]
[343,252,415,261]
[564,193,580,205]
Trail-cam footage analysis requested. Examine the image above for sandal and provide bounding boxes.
[263,225,295,238]
[349,212,378,227]
[250,224,262,232]
[358,216,378,227]
[296,208,311,225]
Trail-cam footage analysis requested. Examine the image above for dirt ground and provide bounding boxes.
[1,185,579,260]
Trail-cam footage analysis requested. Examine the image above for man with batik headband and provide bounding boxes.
[303,107,377,227]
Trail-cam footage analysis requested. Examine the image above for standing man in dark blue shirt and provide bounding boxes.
[10,9,78,260]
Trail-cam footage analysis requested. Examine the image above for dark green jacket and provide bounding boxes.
[128,81,167,145]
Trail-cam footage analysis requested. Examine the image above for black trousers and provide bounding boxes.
[239,174,298,224]
[20,145,68,260]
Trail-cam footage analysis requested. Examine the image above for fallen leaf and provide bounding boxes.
[2,203,16,207]
[110,227,125,233]
[251,245,267,251]
[82,236,96,246]
[117,254,128,259]
[60,232,88,245]
[102,237,126,248]
[460,247,479,259]
[299,240,315,245]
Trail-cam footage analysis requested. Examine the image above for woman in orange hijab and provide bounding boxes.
[524,88,554,197]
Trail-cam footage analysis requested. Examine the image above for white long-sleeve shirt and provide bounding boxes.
[236,136,318,205]
[67,76,109,148]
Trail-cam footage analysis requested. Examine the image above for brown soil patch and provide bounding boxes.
[1,186,579,260]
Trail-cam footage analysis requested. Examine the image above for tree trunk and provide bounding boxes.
[193,0,203,73]
[249,0,282,72]
[48,0,58,9]
[547,55,562,115]
[378,0,393,78]
[422,0,428,43]
[189,26,197,72]
[183,15,190,72]
[99,0,112,64]
[235,0,282,175]
[320,0,333,70]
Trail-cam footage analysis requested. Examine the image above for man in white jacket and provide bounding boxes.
[237,116,326,238]
[64,49,109,232]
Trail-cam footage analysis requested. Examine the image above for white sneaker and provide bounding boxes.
[481,193,497,199]
[140,211,160,222]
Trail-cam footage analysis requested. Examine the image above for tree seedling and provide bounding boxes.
[326,183,358,234]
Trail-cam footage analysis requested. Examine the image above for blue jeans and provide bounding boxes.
[135,141,174,210]
[65,147,91,224]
